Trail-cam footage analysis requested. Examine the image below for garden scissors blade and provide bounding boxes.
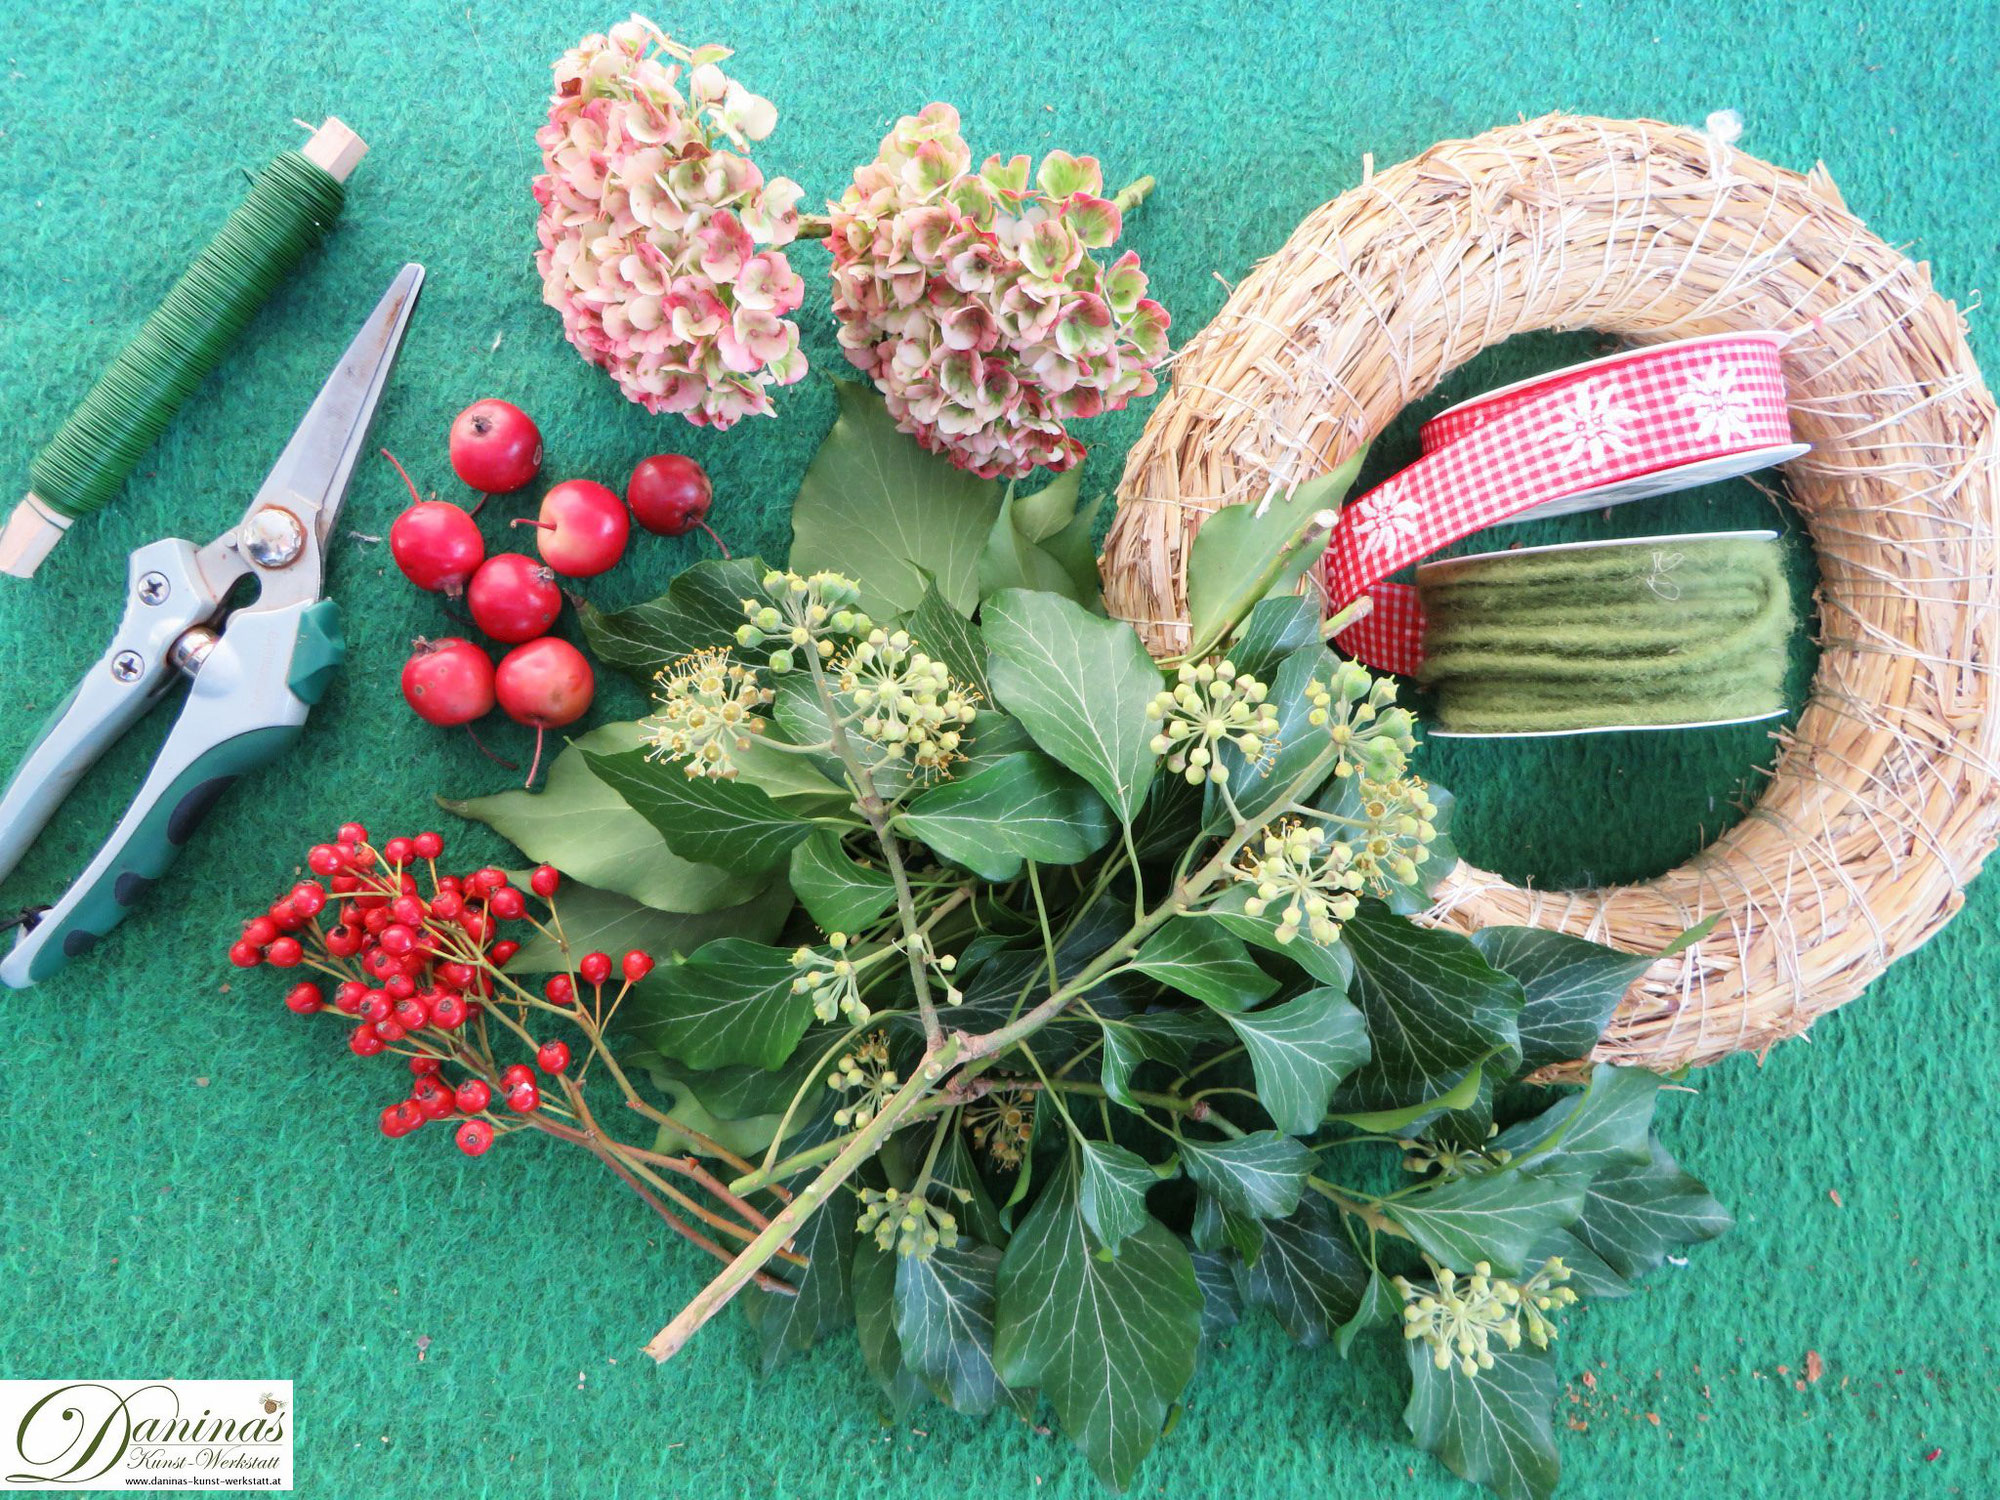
[0,263,424,988]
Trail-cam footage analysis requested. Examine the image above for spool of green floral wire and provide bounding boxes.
[1414,531,1794,736]
[0,120,366,577]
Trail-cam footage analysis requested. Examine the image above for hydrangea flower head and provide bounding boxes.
[534,17,807,428]
[828,103,1171,479]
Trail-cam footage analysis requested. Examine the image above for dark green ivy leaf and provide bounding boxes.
[853,1239,930,1417]
[1333,903,1523,1121]
[1334,1267,1403,1358]
[1130,918,1278,1011]
[1219,986,1371,1136]
[617,938,817,1071]
[905,573,992,698]
[993,1159,1203,1490]
[1389,1169,1590,1277]
[787,830,896,935]
[1202,891,1353,990]
[1233,1194,1369,1348]
[1568,1137,1732,1280]
[1496,1065,1660,1177]
[899,751,1114,880]
[1470,926,1654,1073]
[1077,1139,1159,1254]
[1404,1343,1561,1500]
[1225,594,1324,681]
[1191,1191,1266,1262]
[1179,1132,1317,1221]
[585,747,812,874]
[1100,1010,1230,1111]
[576,556,768,681]
[895,1241,1029,1417]
[1189,1247,1242,1338]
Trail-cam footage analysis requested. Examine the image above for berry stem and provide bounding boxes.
[695,519,731,558]
[379,447,425,508]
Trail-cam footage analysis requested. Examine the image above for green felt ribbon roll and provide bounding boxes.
[1414,535,1793,734]
[27,151,348,522]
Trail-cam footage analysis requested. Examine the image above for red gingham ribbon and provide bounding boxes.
[1321,334,1795,674]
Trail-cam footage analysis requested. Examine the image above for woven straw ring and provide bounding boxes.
[1101,113,2000,1072]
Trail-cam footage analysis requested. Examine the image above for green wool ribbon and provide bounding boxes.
[1414,535,1793,734]
[27,151,347,521]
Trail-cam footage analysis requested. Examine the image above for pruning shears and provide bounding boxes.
[0,264,424,988]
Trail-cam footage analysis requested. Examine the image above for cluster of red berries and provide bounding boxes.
[229,823,656,1157]
[386,400,722,786]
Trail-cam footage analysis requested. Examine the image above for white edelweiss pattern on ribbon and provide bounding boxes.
[1351,478,1425,556]
[1675,363,1759,447]
[1543,379,1643,470]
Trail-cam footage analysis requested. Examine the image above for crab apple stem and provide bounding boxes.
[525,726,546,789]
[464,723,519,771]
[695,519,731,558]
[379,447,425,507]
[511,517,557,531]
[465,492,488,519]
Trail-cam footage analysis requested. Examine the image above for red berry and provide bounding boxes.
[385,974,417,1001]
[467,552,563,644]
[459,908,491,945]
[390,895,426,927]
[380,1103,413,1139]
[489,939,520,965]
[530,864,560,898]
[409,1053,442,1075]
[521,479,628,577]
[536,1040,571,1074]
[391,500,485,594]
[504,1081,541,1114]
[435,961,475,991]
[389,1099,425,1134]
[430,890,464,921]
[358,990,392,1023]
[502,1063,535,1088]
[412,831,444,861]
[325,924,363,958]
[242,915,279,946]
[362,948,398,982]
[392,995,431,1031]
[402,637,496,727]
[268,898,304,931]
[284,982,324,1014]
[382,837,415,866]
[330,873,359,895]
[455,1118,496,1156]
[290,881,327,918]
[544,974,574,1006]
[429,992,469,1030]
[265,936,303,967]
[579,952,613,987]
[625,454,714,537]
[449,399,542,494]
[308,844,344,876]
[468,867,508,896]
[338,822,370,846]
[379,924,417,957]
[410,1074,456,1119]
[489,886,526,921]
[373,1018,408,1043]
[362,907,394,936]
[621,949,655,983]
[333,980,368,1015]
[228,939,263,968]
[455,1078,493,1113]
[349,1025,385,1057]
[495,638,594,729]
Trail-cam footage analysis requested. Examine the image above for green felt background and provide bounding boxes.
[1,1,1995,1496]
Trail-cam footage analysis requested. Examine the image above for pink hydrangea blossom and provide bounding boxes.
[534,18,807,428]
[828,104,1169,479]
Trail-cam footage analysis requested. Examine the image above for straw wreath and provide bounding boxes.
[1102,112,1999,1071]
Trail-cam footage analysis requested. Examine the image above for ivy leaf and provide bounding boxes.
[1191,1192,1266,1262]
[575,556,768,681]
[1528,1227,1632,1300]
[1327,1065,1487,1133]
[1179,1132,1317,1220]
[741,1182,854,1372]
[1189,1248,1242,1338]
[895,1241,1027,1417]
[852,1240,930,1417]
[616,939,817,1070]
[899,752,1115,880]
[1100,1010,1230,1111]
[1181,454,1362,659]
[1471,927,1654,1073]
[441,723,758,912]
[1404,1344,1561,1500]
[1334,1267,1403,1357]
[905,575,991,699]
[585,747,812,873]
[1206,641,1338,827]
[1011,468,1083,541]
[1496,1065,1660,1177]
[787,830,896,935]
[956,710,1037,776]
[932,1131,1008,1250]
[1389,1170,1590,1276]
[504,877,791,973]
[1130,918,1278,1011]
[1233,1195,1369,1347]
[789,380,1002,617]
[979,485,1089,604]
[1203,891,1353,990]
[983,589,1164,823]
[1333,903,1523,1121]
[1219,986,1371,1135]
[1569,1137,1733,1279]
[1077,1139,1158,1254]
[1039,492,1107,606]
[1227,594,1324,681]
[993,1161,1203,1490]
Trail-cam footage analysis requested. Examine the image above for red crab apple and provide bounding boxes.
[495,637,595,786]
[625,454,724,552]
[449,399,543,494]
[518,479,628,577]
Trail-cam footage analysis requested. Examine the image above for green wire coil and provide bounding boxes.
[1415,535,1794,735]
[27,151,347,522]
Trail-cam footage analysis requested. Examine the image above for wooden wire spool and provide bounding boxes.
[1102,113,2000,1071]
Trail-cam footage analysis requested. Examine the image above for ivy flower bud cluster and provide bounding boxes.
[534,17,807,428]
[966,1086,1036,1168]
[837,629,980,774]
[1145,658,1279,785]
[642,647,773,779]
[1348,775,1440,888]
[1394,1256,1578,1376]
[856,1185,962,1260]
[1233,819,1362,945]
[826,1030,896,1128]
[1401,1122,1513,1179]
[737,569,872,673]
[791,934,869,1023]
[827,102,1171,479]
[1306,664,1418,782]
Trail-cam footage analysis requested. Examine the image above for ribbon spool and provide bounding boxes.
[1320,332,1808,677]
[1414,530,1793,737]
